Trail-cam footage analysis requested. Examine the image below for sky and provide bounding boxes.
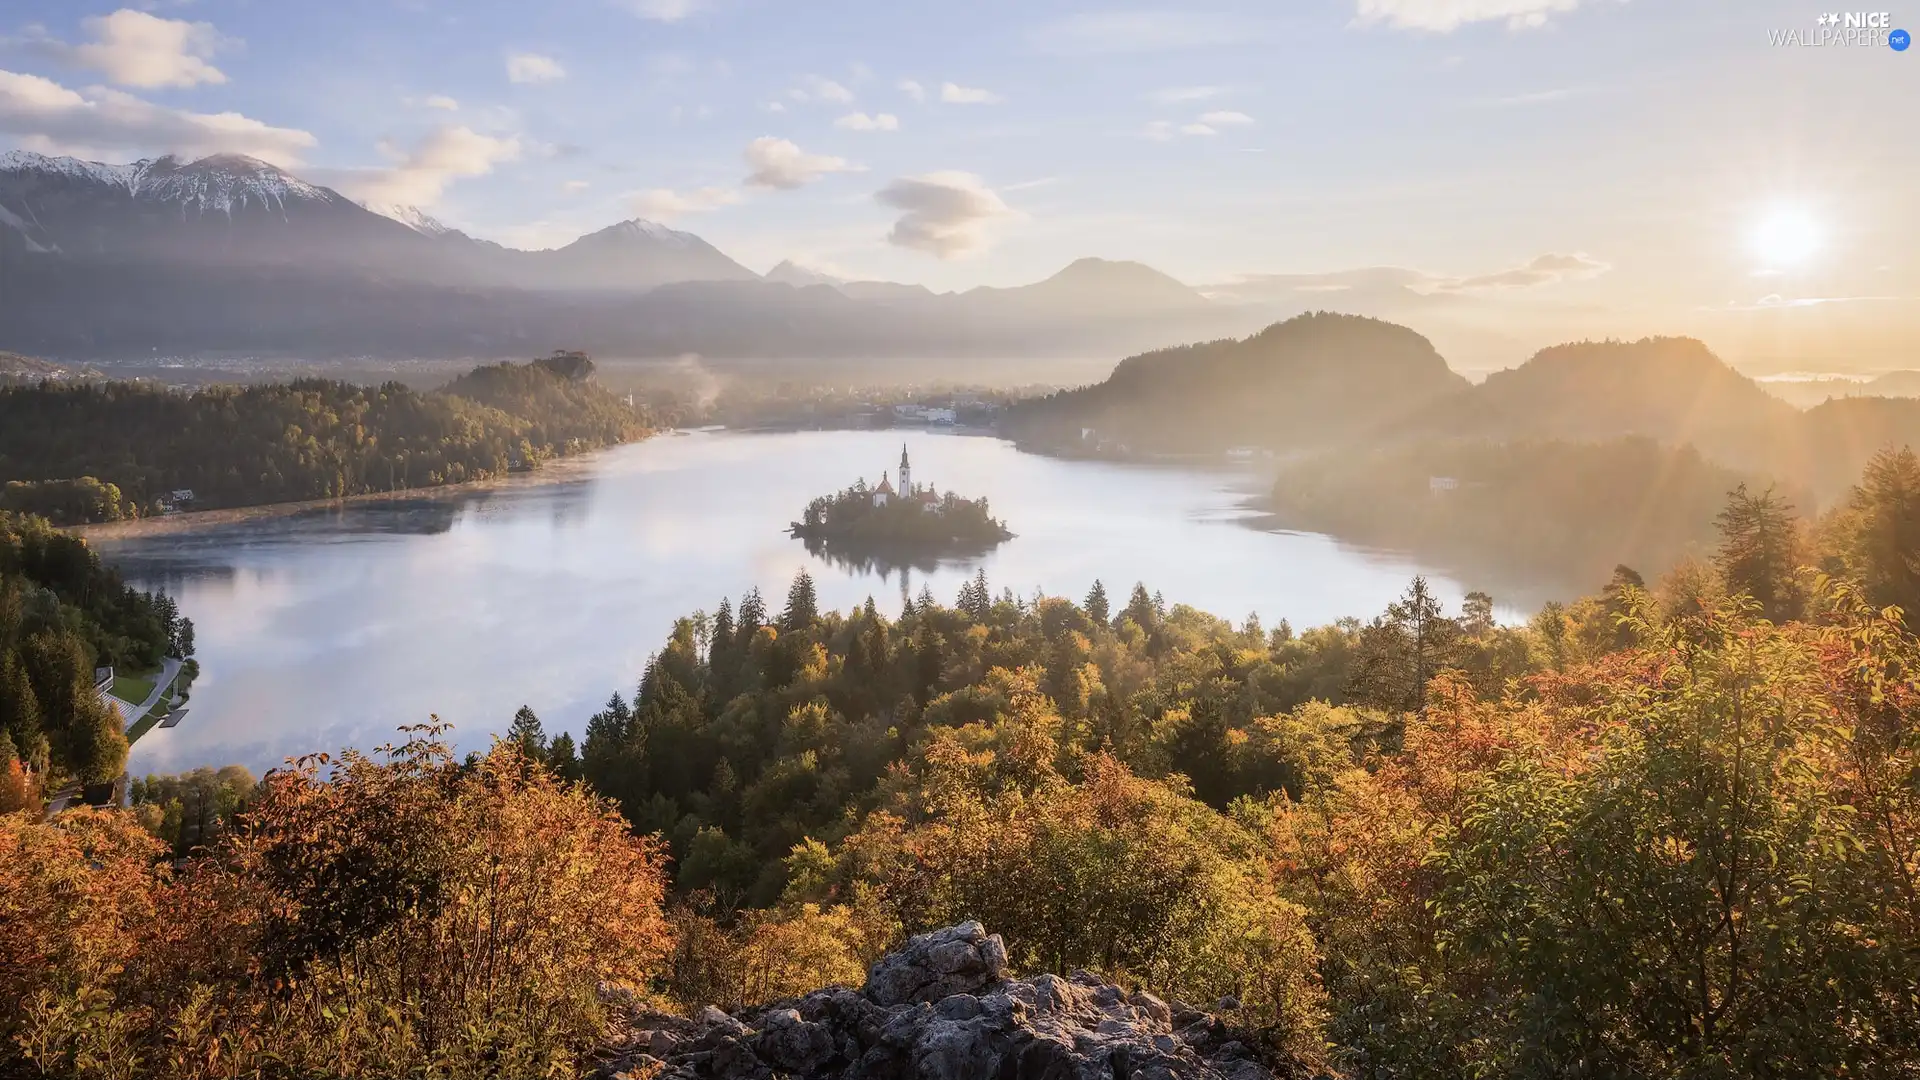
[1,0,1915,372]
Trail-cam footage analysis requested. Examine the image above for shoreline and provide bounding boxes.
[71,444,630,541]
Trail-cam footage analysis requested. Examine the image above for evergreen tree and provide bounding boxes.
[1600,564,1647,648]
[1348,576,1459,713]
[1084,579,1111,624]
[546,731,582,782]
[736,588,766,641]
[1838,446,1920,619]
[708,598,734,673]
[508,705,547,763]
[1122,583,1158,629]
[781,570,819,632]
[1714,484,1803,622]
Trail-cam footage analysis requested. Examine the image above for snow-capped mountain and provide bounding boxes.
[765,259,843,288]
[0,151,756,288]
[360,201,458,238]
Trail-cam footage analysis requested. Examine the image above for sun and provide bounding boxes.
[1751,204,1821,269]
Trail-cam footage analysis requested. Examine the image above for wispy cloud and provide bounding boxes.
[506,53,565,84]
[1718,294,1907,312]
[29,9,231,89]
[1435,252,1610,290]
[875,171,1015,258]
[317,126,521,208]
[0,67,315,164]
[897,78,926,102]
[835,111,899,132]
[788,75,854,104]
[629,186,740,220]
[1198,110,1254,126]
[423,95,460,111]
[940,82,1001,104]
[1354,0,1586,32]
[743,136,858,189]
[1148,85,1228,104]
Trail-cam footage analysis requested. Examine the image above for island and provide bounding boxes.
[790,445,1013,565]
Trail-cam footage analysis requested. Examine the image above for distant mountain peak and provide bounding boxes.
[766,259,845,288]
[361,202,455,237]
[586,218,698,248]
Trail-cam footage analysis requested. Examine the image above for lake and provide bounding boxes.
[95,428,1493,775]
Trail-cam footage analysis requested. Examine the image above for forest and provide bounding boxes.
[0,351,649,523]
[7,446,1919,1078]
[0,511,192,800]
[1265,436,1769,587]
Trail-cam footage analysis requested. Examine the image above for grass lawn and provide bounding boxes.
[125,703,166,746]
[112,671,157,705]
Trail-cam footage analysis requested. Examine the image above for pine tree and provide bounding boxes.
[781,570,819,631]
[1841,447,1920,619]
[1084,580,1111,624]
[708,598,734,671]
[1715,484,1803,622]
[508,705,547,763]
[546,731,582,782]
[737,588,766,641]
[1123,583,1157,628]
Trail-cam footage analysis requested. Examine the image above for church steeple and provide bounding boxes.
[899,444,911,496]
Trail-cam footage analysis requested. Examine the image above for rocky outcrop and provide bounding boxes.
[601,921,1288,1080]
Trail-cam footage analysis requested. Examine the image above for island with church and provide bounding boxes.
[789,445,1013,560]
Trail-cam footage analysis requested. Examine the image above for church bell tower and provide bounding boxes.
[898,444,911,496]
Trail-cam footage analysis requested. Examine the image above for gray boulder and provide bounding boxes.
[598,923,1287,1080]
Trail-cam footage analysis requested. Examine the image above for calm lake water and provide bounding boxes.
[96,429,1489,775]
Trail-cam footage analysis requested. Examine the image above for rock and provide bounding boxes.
[597,923,1288,1080]
[863,921,1010,1007]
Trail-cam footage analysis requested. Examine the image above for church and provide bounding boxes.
[870,444,933,509]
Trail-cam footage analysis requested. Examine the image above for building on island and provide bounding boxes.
[870,445,931,508]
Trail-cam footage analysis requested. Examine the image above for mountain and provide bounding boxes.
[0,150,1256,363]
[521,219,757,291]
[1400,337,1798,466]
[1001,312,1470,453]
[765,259,843,288]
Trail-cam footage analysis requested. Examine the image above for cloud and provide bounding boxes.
[31,9,230,90]
[0,68,315,164]
[743,136,857,189]
[787,75,854,104]
[616,0,704,21]
[1198,110,1254,125]
[629,186,740,220]
[874,171,1013,258]
[1436,252,1609,290]
[1180,122,1217,136]
[763,100,786,113]
[1209,256,1609,303]
[506,53,565,84]
[1149,85,1227,104]
[835,111,899,131]
[1719,294,1906,312]
[1030,11,1253,53]
[897,78,925,101]
[318,126,521,207]
[562,179,590,193]
[940,82,1001,104]
[1354,0,1585,31]
[424,95,460,111]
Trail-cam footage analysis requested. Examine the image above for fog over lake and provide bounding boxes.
[94,429,1492,775]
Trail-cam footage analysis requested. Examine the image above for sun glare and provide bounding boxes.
[1751,204,1821,268]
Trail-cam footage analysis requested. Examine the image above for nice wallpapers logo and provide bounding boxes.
[1769,11,1911,48]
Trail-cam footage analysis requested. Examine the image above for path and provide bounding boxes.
[103,656,183,732]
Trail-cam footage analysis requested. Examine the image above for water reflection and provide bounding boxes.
[95,429,1497,776]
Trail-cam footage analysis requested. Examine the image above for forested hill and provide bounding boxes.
[1401,336,1796,457]
[1001,312,1469,454]
[0,351,650,522]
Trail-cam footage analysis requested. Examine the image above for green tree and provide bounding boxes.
[1714,483,1803,622]
[508,705,547,763]
[546,731,583,782]
[1831,445,1920,619]
[1348,576,1459,712]
[780,570,819,632]
[1084,579,1110,624]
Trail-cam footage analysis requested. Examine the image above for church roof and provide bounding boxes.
[874,471,894,494]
